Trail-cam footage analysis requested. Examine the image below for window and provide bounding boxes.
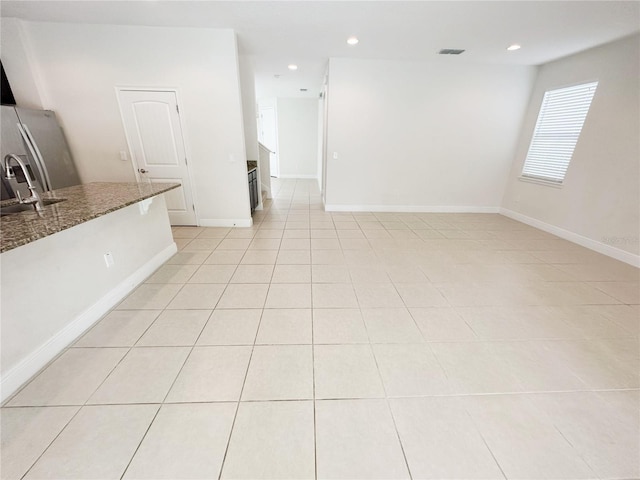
[521,81,598,184]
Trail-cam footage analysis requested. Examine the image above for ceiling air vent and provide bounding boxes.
[439,49,465,55]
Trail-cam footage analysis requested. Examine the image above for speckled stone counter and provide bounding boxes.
[0,182,180,253]
[247,160,257,172]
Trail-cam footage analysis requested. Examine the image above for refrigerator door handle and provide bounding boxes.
[18,122,52,192]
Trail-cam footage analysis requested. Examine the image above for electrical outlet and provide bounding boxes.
[104,252,115,268]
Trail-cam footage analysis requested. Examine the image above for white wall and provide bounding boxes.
[276,98,319,178]
[1,19,251,225]
[239,55,259,161]
[0,19,45,109]
[324,57,536,210]
[501,35,640,263]
[1,196,175,401]
[258,142,272,198]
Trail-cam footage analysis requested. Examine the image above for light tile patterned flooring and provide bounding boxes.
[2,178,639,479]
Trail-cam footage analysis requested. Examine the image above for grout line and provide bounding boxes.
[17,404,85,480]
[464,406,509,480]
[216,278,268,479]
[119,405,162,480]
[4,386,640,409]
[551,423,600,478]
[156,311,215,405]
[385,395,415,479]
[355,278,414,479]
[310,278,319,480]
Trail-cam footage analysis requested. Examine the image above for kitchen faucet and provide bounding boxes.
[3,154,44,212]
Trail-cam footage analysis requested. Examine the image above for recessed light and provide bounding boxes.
[507,44,521,51]
[439,49,465,55]
[347,36,359,45]
[288,64,298,71]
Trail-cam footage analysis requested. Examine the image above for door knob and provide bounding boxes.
[138,168,147,174]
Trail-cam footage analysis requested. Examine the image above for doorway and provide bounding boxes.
[117,89,197,226]
[258,105,279,178]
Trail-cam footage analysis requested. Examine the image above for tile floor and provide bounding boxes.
[2,178,639,479]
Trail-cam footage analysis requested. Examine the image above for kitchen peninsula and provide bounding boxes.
[1,182,180,401]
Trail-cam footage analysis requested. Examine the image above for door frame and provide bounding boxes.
[320,82,329,206]
[115,86,199,225]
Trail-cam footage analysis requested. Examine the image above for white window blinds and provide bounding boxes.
[522,81,598,183]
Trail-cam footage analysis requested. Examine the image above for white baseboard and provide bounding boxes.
[324,204,501,213]
[199,218,253,227]
[500,208,640,268]
[1,242,177,403]
[277,174,318,179]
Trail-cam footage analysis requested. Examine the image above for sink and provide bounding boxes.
[0,198,66,216]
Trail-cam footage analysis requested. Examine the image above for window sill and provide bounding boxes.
[518,176,564,189]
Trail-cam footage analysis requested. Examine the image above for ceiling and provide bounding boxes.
[2,1,639,99]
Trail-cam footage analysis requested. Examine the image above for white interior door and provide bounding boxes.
[118,89,196,225]
[258,106,279,177]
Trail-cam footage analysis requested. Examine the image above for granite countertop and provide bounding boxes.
[247,160,257,173]
[0,182,180,253]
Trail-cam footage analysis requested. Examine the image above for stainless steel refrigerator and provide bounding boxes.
[1,106,81,200]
